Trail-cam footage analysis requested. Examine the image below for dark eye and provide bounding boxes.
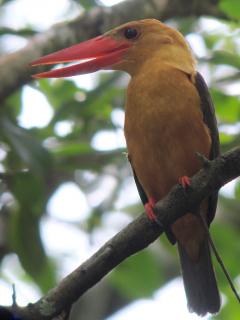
[124,28,138,40]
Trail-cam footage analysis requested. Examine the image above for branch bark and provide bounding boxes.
[0,0,225,104]
[11,146,240,320]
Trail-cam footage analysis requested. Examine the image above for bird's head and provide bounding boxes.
[31,19,196,78]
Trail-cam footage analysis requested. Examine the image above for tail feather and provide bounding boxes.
[178,239,221,316]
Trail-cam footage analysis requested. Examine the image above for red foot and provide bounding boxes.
[144,197,157,221]
[179,175,191,188]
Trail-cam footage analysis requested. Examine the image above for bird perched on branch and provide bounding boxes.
[31,19,220,316]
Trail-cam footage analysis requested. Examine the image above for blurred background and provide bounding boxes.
[0,0,240,319]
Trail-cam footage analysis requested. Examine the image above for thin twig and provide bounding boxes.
[200,215,240,303]
[12,284,17,307]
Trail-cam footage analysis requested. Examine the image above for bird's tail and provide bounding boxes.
[178,239,220,316]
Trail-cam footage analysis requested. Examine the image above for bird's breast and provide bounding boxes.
[124,67,211,200]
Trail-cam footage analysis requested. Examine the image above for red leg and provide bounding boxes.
[144,197,157,221]
[179,175,191,188]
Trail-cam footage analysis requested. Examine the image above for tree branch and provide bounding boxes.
[11,147,240,320]
[0,0,225,104]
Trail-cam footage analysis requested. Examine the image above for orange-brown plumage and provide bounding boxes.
[125,66,210,199]
[125,65,211,260]
[31,18,220,316]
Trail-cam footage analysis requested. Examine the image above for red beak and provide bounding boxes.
[31,35,131,78]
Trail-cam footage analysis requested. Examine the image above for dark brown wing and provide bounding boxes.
[195,72,220,225]
[128,156,148,206]
[132,168,148,205]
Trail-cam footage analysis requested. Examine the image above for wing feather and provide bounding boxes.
[195,72,220,224]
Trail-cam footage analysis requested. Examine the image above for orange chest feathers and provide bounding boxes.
[124,67,211,200]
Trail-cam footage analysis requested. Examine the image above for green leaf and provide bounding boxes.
[8,172,56,292]
[211,89,240,123]
[10,211,56,292]
[78,0,96,9]
[209,50,240,69]
[176,17,197,35]
[214,285,240,320]
[204,34,222,50]
[220,0,240,19]
[38,79,78,110]
[0,26,36,36]
[211,222,240,280]
[234,180,240,199]
[110,250,163,298]
[5,90,22,118]
[52,142,92,157]
[9,171,45,215]
[219,132,235,145]
[0,116,52,176]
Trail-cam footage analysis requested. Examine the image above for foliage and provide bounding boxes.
[0,0,240,319]
[220,0,240,19]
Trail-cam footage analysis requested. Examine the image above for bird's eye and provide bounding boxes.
[124,28,138,40]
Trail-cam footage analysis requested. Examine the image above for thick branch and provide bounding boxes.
[0,0,225,104]
[13,147,240,320]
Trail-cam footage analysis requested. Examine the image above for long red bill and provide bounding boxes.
[31,35,131,78]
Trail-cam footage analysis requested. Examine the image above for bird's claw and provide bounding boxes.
[179,175,191,188]
[195,152,211,167]
[144,197,157,221]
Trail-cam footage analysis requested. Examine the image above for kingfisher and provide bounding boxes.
[31,19,220,316]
